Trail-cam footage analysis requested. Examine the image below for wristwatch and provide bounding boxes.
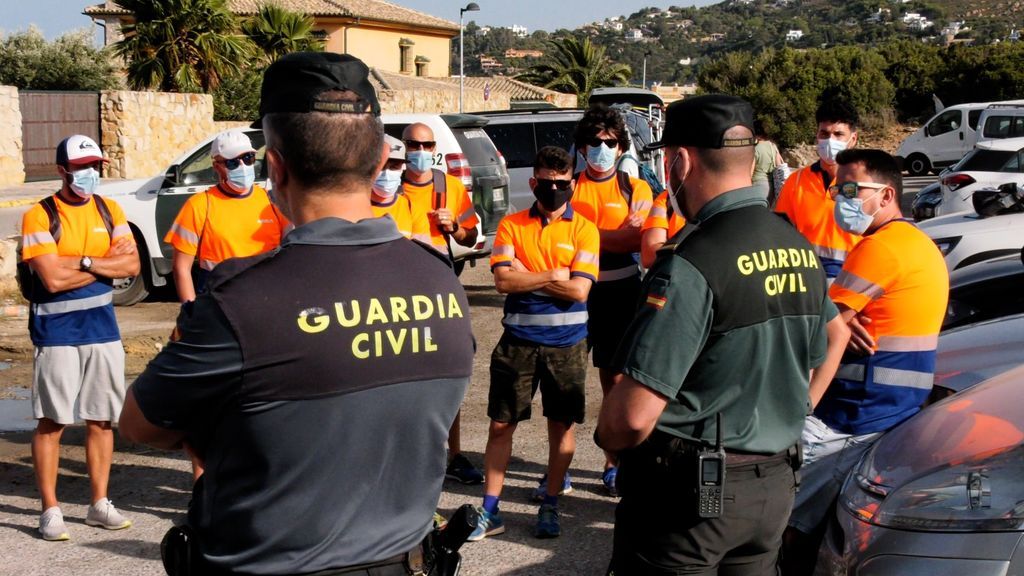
[79,256,93,271]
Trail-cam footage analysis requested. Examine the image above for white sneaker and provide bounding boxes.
[39,506,70,541]
[85,498,132,530]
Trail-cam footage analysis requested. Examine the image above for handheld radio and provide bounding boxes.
[696,413,726,518]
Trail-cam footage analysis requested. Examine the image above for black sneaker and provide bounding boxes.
[445,453,484,485]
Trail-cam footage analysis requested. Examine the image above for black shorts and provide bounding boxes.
[488,334,588,425]
[587,276,641,369]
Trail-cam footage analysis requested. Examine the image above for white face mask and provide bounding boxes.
[816,138,849,165]
[666,151,688,220]
[67,167,100,198]
[373,169,403,199]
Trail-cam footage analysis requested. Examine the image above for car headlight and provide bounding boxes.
[932,236,961,256]
[840,444,1024,532]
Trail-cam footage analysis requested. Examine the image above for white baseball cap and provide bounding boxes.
[56,135,107,167]
[384,134,407,162]
[210,130,256,159]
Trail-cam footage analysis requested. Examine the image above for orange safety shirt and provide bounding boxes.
[642,191,686,238]
[774,162,860,279]
[21,193,134,346]
[490,204,599,346]
[818,219,949,435]
[402,173,480,249]
[371,193,432,246]
[571,171,653,282]
[164,184,288,272]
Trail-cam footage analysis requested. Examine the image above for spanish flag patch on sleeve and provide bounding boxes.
[645,294,667,310]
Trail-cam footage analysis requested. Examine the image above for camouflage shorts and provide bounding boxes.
[488,334,588,424]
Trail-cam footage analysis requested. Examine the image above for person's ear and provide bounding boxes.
[883,184,897,206]
[849,131,858,148]
[266,149,287,191]
[528,176,537,189]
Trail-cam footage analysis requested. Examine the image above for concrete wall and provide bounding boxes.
[379,88,511,114]
[101,91,216,179]
[0,87,26,187]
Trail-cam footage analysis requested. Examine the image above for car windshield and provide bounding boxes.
[866,364,1024,488]
[953,149,1018,172]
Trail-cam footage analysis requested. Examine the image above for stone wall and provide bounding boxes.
[379,89,513,114]
[0,87,25,187]
[101,91,216,179]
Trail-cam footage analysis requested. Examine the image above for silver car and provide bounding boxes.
[919,209,1024,271]
[819,362,1024,576]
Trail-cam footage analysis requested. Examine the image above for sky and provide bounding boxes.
[2,1,722,42]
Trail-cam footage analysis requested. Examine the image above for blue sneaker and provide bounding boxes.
[530,472,573,502]
[467,507,505,542]
[602,467,619,497]
[445,454,484,485]
[534,503,561,539]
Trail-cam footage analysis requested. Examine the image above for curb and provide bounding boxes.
[0,198,40,209]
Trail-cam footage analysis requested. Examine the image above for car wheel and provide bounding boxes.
[453,259,466,276]
[112,228,150,306]
[906,154,931,177]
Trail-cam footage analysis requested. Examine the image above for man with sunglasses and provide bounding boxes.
[774,100,863,281]
[400,122,484,486]
[22,135,140,541]
[783,149,948,576]
[165,130,290,306]
[468,146,599,542]
[570,104,654,496]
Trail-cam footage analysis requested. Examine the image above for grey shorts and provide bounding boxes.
[788,415,881,534]
[32,342,127,425]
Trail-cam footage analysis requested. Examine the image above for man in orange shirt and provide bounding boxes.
[371,135,432,245]
[165,130,289,304]
[640,190,686,268]
[400,122,483,485]
[783,150,949,575]
[469,146,598,542]
[22,135,140,540]
[774,100,861,281]
[571,105,653,495]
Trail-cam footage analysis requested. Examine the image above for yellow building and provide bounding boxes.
[84,0,459,77]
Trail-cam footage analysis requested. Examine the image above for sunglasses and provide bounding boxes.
[404,140,436,150]
[535,178,572,191]
[587,137,619,149]
[219,152,257,170]
[828,181,889,199]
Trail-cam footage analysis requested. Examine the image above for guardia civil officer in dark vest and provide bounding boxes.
[119,52,475,575]
[596,95,850,575]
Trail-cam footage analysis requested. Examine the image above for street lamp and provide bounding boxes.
[459,2,480,113]
[642,49,652,90]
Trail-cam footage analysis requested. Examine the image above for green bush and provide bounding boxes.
[213,67,262,121]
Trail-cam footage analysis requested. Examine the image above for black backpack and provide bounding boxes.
[16,195,114,300]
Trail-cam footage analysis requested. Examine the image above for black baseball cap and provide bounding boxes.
[649,94,756,149]
[252,52,381,127]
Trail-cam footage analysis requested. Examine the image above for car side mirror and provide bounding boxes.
[163,164,181,186]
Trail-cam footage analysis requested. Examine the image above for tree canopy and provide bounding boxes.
[0,27,120,91]
[517,37,631,107]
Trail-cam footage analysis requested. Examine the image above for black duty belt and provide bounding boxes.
[647,430,793,467]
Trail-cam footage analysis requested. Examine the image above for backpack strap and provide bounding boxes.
[616,170,634,206]
[40,196,61,244]
[93,195,115,238]
[431,168,447,211]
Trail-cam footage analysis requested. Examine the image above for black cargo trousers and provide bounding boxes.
[607,436,798,576]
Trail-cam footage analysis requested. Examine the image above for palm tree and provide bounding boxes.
[517,37,632,107]
[242,3,323,65]
[112,0,252,93]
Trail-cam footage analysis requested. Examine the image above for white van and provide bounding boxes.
[975,103,1024,146]
[897,99,1024,176]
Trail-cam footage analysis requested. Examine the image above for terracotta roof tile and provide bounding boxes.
[427,75,567,101]
[84,0,458,32]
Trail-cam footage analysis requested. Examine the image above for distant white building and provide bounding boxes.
[511,25,528,38]
[678,57,693,66]
[477,26,491,36]
[1011,29,1021,41]
[607,21,624,32]
[786,30,804,41]
[866,8,891,23]
[902,12,933,31]
[626,29,644,42]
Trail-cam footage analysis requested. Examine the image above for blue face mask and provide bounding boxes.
[373,169,403,198]
[833,190,881,235]
[586,142,617,173]
[407,150,434,174]
[68,167,99,198]
[225,163,255,193]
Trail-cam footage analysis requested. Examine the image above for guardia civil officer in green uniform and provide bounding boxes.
[597,95,848,575]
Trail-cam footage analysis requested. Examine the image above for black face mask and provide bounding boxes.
[533,179,573,212]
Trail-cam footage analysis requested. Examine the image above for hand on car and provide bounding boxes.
[846,313,876,355]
